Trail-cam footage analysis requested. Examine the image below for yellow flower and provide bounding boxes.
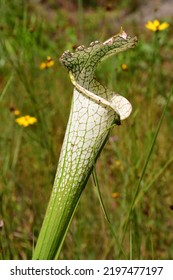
[115,160,121,168]
[39,56,55,70]
[121,63,128,71]
[145,19,169,32]
[46,60,54,68]
[112,192,120,199]
[10,106,21,116]
[14,109,20,116]
[16,115,37,127]
[39,62,47,70]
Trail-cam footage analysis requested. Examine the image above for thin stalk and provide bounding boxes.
[92,167,127,259]
[11,128,23,170]
[0,74,13,103]
[129,220,132,260]
[77,0,84,41]
[119,84,173,256]
[133,155,173,209]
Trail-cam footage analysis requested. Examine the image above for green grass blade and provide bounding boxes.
[119,84,173,256]
[92,167,127,259]
[0,74,13,103]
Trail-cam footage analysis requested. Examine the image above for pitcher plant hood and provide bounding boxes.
[60,29,137,121]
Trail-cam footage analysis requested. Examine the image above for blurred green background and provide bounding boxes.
[0,0,173,259]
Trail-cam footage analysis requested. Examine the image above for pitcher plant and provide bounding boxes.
[33,29,137,260]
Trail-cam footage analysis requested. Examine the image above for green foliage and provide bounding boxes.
[0,0,173,260]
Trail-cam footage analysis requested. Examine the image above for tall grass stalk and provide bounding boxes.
[92,167,127,259]
[119,84,173,256]
[0,74,13,103]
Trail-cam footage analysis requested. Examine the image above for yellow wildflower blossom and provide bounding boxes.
[14,109,20,116]
[145,19,169,32]
[46,60,54,68]
[39,56,55,70]
[39,62,47,70]
[115,160,122,168]
[121,63,128,71]
[16,115,37,127]
[10,106,21,116]
[112,192,120,199]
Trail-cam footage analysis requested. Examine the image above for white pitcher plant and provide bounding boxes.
[33,29,137,259]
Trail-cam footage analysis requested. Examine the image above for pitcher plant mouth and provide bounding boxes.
[60,28,137,79]
[60,28,137,122]
[33,29,137,260]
